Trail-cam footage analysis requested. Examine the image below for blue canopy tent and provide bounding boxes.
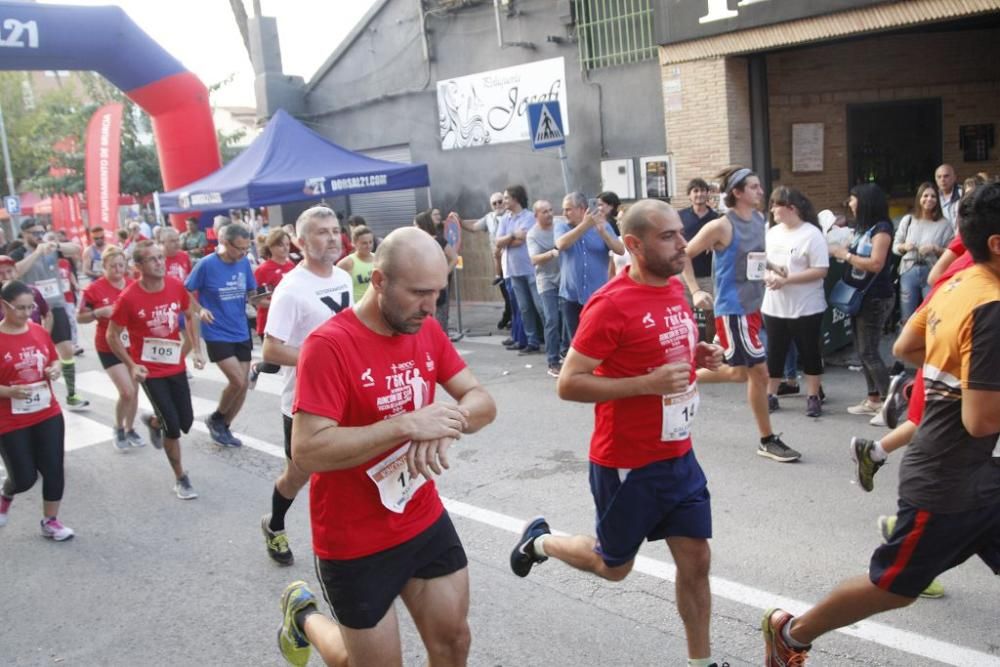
[157,109,430,214]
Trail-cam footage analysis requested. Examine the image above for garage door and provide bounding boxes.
[347,144,421,239]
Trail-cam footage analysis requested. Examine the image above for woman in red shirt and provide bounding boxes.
[0,280,73,540]
[249,229,295,384]
[78,247,139,450]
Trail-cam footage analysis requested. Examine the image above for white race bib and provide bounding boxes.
[12,381,51,415]
[140,337,181,364]
[661,383,699,441]
[35,278,61,299]
[120,330,131,348]
[746,252,767,281]
[366,442,427,514]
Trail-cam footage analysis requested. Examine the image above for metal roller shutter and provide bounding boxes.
[347,145,421,239]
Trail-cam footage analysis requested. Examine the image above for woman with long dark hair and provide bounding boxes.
[831,183,894,424]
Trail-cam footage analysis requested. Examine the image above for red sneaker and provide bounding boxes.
[762,608,809,666]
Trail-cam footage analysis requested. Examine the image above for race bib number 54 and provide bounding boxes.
[366,443,427,514]
[12,381,51,415]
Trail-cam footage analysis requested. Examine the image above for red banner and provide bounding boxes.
[84,103,124,233]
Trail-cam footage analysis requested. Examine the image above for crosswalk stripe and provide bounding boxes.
[63,409,116,451]
[66,371,217,417]
[187,362,284,395]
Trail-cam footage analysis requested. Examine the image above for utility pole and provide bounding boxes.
[0,98,19,238]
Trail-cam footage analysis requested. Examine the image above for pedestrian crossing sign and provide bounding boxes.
[527,101,566,150]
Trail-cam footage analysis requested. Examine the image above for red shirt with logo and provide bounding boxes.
[0,323,61,434]
[573,269,698,469]
[293,309,466,560]
[253,258,296,336]
[110,277,189,378]
[82,276,134,353]
[165,251,192,283]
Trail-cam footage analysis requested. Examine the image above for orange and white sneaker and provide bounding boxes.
[762,608,809,666]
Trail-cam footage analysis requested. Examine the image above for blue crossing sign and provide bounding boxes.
[527,101,566,150]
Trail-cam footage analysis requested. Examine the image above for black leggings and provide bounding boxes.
[763,312,825,379]
[142,372,194,439]
[0,413,66,501]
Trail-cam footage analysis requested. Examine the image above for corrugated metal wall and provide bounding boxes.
[347,144,422,237]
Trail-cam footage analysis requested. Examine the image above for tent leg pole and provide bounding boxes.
[451,266,463,342]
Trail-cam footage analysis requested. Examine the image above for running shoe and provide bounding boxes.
[881,372,910,429]
[876,515,944,598]
[248,363,261,391]
[40,517,75,541]
[776,381,800,396]
[851,437,884,492]
[278,581,316,667]
[847,398,880,416]
[547,364,561,378]
[805,395,822,418]
[262,514,294,566]
[174,473,198,500]
[0,494,12,527]
[767,394,780,413]
[869,411,886,427]
[757,434,801,463]
[113,427,129,451]
[65,395,90,411]
[762,608,810,666]
[510,515,551,577]
[222,423,243,448]
[142,414,164,450]
[125,429,147,448]
[517,346,542,356]
[206,416,233,447]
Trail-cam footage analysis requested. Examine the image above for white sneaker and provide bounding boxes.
[847,398,881,416]
[869,411,886,427]
[40,517,75,541]
[113,428,129,451]
[174,473,198,500]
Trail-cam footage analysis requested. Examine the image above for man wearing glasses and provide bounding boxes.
[184,222,262,447]
[10,218,89,411]
[462,192,513,330]
[83,227,107,280]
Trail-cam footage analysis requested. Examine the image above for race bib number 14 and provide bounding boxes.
[367,443,427,514]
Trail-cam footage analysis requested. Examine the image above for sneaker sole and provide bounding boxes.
[756,448,800,463]
[42,531,75,541]
[65,403,90,412]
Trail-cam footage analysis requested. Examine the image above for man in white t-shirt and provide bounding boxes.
[259,206,354,565]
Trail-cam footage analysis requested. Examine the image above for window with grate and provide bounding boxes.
[575,0,656,70]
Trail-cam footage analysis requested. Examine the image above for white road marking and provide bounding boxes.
[67,371,217,417]
[188,362,284,395]
[59,372,998,666]
[62,409,115,451]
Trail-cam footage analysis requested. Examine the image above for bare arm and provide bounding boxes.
[962,389,1000,438]
[440,367,496,435]
[555,217,593,251]
[14,244,49,277]
[927,248,959,286]
[892,319,925,367]
[57,242,80,257]
[262,334,299,367]
[336,256,354,273]
[596,222,624,255]
[834,232,891,274]
[530,247,558,267]
[106,320,138,375]
[556,348,690,403]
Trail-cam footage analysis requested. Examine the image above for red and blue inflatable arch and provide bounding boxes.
[0,1,220,226]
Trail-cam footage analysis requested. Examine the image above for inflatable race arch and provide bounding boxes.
[0,1,220,225]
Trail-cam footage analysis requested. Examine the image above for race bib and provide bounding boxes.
[141,337,181,364]
[746,252,767,281]
[12,381,51,415]
[120,330,131,348]
[662,383,699,441]
[366,443,427,514]
[35,278,61,300]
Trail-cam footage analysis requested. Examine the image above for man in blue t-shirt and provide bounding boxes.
[185,222,260,447]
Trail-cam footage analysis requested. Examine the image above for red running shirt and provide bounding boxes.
[57,258,76,304]
[0,323,61,434]
[110,277,190,378]
[82,276,134,353]
[573,269,698,469]
[165,251,192,283]
[253,259,296,335]
[293,309,466,560]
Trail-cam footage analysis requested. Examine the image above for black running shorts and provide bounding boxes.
[141,371,194,440]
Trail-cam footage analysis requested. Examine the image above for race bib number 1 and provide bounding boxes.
[366,443,427,514]
[746,252,767,281]
[141,337,181,364]
[662,383,699,441]
[12,381,51,415]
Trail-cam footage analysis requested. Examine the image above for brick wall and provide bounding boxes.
[767,28,1000,212]
[661,56,753,209]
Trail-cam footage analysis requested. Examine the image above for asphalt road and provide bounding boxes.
[3,319,998,666]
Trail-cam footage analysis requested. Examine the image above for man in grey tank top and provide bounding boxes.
[681,167,800,463]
